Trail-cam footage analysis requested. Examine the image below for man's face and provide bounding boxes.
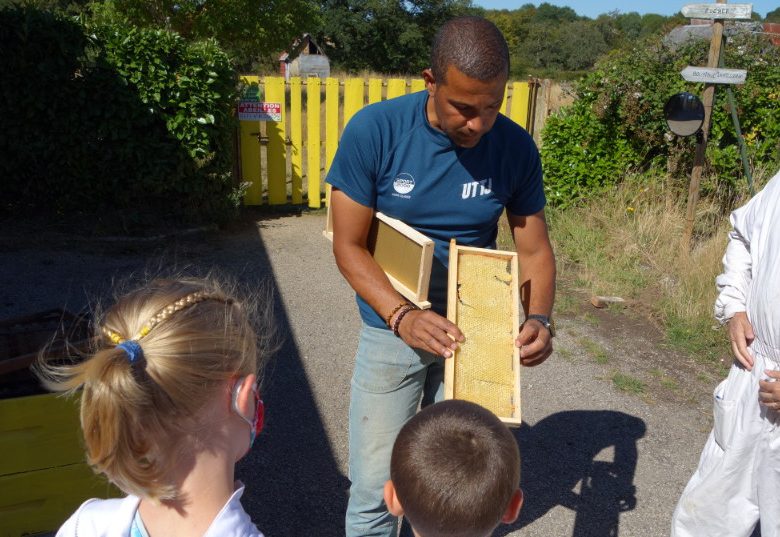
[424,65,506,148]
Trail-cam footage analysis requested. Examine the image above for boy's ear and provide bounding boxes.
[234,374,257,418]
[383,480,405,517]
[501,488,523,524]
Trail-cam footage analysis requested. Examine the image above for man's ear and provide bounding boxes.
[234,374,257,419]
[422,68,436,95]
[501,488,523,524]
[384,480,405,517]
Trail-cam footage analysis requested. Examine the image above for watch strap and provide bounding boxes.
[526,314,555,336]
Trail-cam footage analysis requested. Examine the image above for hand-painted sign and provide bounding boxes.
[681,3,753,19]
[238,101,282,122]
[680,66,747,84]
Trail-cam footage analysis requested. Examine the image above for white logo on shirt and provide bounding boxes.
[462,178,492,199]
[393,173,415,195]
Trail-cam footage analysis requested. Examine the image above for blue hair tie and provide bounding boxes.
[117,340,143,364]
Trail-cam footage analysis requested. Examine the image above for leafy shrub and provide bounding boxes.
[0,6,239,227]
[541,31,780,207]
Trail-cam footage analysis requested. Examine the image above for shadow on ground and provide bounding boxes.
[235,235,349,535]
[497,411,646,537]
[2,211,349,536]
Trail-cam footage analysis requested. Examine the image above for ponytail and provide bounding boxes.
[36,277,266,500]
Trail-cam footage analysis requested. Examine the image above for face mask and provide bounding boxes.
[232,378,265,450]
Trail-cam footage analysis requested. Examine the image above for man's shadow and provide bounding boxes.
[496,410,646,537]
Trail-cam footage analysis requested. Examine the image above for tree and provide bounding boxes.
[766,7,780,22]
[317,0,478,74]
[533,2,579,24]
[96,0,320,68]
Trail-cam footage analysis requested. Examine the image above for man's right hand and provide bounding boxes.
[728,311,755,370]
[396,309,464,358]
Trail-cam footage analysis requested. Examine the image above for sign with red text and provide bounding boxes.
[238,101,282,122]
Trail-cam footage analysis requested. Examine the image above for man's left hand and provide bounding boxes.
[515,318,553,366]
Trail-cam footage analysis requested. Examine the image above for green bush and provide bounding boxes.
[541,32,780,207]
[0,6,239,227]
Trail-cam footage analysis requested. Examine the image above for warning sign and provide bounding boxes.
[239,101,281,122]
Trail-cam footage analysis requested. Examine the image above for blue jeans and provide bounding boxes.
[345,324,444,537]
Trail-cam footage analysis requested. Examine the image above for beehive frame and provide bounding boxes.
[445,241,521,426]
[324,207,433,309]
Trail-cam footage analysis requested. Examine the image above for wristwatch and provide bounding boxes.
[526,314,555,337]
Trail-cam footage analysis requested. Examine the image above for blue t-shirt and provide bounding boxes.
[326,90,545,328]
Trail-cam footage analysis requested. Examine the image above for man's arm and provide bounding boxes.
[331,189,463,357]
[508,209,556,366]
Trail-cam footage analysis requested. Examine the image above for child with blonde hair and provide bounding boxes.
[37,277,270,537]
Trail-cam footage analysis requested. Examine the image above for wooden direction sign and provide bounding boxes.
[681,66,747,84]
[681,3,753,19]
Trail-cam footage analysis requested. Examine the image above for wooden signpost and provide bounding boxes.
[681,0,752,248]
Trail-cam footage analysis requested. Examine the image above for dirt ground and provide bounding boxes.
[1,210,733,536]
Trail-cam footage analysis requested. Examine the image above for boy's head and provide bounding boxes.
[385,400,522,537]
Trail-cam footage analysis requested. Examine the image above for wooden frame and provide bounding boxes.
[324,206,433,309]
[445,241,522,426]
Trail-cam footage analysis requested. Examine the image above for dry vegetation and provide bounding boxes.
[500,169,776,365]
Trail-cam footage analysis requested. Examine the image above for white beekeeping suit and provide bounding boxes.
[672,169,780,537]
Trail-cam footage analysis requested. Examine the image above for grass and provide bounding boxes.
[539,172,774,367]
[557,347,574,362]
[661,378,679,390]
[495,170,776,369]
[579,337,609,364]
[612,372,646,394]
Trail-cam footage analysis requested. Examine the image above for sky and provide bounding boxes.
[472,0,779,19]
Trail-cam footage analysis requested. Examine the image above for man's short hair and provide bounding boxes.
[390,400,521,537]
[430,16,510,83]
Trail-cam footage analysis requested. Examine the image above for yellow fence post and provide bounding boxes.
[239,76,262,205]
[343,78,364,127]
[307,77,322,208]
[325,77,340,207]
[409,79,425,93]
[510,81,530,129]
[290,77,303,204]
[265,77,287,205]
[386,78,406,100]
[368,78,383,104]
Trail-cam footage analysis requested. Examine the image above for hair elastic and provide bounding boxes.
[117,340,144,363]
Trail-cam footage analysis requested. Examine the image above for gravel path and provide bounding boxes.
[1,211,721,537]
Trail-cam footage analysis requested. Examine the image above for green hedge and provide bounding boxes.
[541,32,780,207]
[0,6,239,226]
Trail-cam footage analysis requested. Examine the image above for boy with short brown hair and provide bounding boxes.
[384,400,523,537]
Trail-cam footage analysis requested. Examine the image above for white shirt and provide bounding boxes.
[56,483,264,537]
[715,169,780,359]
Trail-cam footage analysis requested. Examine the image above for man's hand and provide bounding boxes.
[728,311,755,370]
[396,309,464,358]
[515,318,553,366]
[759,370,780,411]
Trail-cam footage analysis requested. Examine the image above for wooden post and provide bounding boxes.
[683,0,726,248]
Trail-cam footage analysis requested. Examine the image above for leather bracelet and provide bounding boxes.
[392,304,418,337]
[385,301,410,328]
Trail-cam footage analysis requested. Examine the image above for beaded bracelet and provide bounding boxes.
[385,301,410,328]
[392,304,419,337]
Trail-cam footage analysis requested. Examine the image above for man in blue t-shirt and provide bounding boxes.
[327,16,556,537]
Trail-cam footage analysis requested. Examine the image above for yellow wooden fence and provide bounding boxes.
[238,76,534,208]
